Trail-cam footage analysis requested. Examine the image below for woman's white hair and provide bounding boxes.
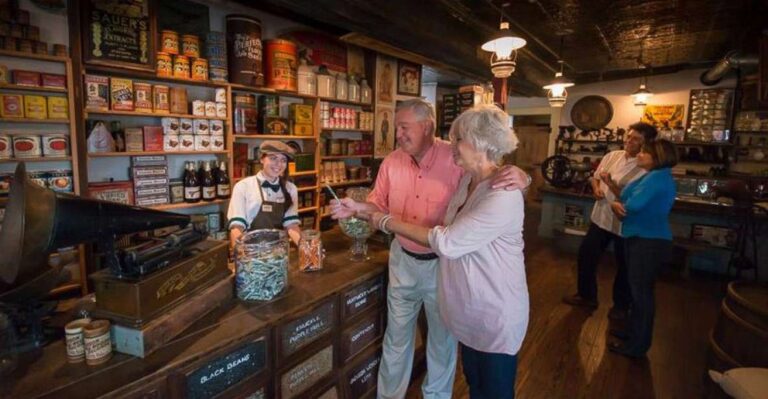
[448,104,519,163]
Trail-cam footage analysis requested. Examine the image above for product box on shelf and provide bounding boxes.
[134,185,170,199]
[258,95,280,118]
[131,165,168,180]
[169,179,183,203]
[193,119,209,135]
[292,123,312,136]
[210,119,224,135]
[41,73,66,89]
[179,118,193,134]
[85,75,110,111]
[47,170,73,193]
[162,117,180,135]
[89,181,135,205]
[264,117,289,135]
[23,95,46,119]
[125,128,144,152]
[131,155,168,167]
[194,135,211,151]
[163,134,180,152]
[143,126,164,152]
[289,104,313,124]
[12,135,41,158]
[47,96,68,119]
[134,83,153,113]
[153,85,170,114]
[133,176,169,188]
[179,134,194,151]
[12,70,40,86]
[210,135,225,151]
[1,94,24,118]
[135,195,170,207]
[42,135,69,157]
[110,77,134,111]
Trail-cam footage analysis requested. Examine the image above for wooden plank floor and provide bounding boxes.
[406,202,724,399]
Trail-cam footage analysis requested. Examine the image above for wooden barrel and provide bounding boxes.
[710,282,768,368]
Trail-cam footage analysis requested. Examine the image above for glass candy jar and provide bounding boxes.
[339,187,374,261]
[299,229,324,272]
[235,229,289,301]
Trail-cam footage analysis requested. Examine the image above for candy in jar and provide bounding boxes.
[235,229,289,301]
[299,229,324,272]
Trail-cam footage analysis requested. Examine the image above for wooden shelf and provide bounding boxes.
[320,98,373,107]
[291,170,317,177]
[734,131,768,134]
[0,118,70,124]
[0,83,67,93]
[0,49,69,63]
[326,179,372,188]
[673,141,733,147]
[0,156,71,163]
[85,110,227,121]
[735,159,768,164]
[321,128,374,133]
[84,65,228,88]
[233,134,317,140]
[151,199,229,211]
[298,206,318,213]
[558,139,623,144]
[321,155,373,160]
[297,186,318,192]
[229,83,317,100]
[88,151,228,157]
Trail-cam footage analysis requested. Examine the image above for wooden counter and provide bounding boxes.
[2,228,390,399]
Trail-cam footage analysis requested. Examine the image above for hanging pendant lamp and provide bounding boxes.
[481,4,526,78]
[543,37,574,107]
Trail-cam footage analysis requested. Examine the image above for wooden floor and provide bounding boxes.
[405,202,725,399]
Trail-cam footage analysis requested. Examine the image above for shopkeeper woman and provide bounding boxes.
[227,140,302,248]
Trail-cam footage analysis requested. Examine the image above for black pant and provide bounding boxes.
[461,343,518,399]
[623,237,672,355]
[576,223,631,310]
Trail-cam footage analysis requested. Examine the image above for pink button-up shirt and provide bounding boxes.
[368,140,463,253]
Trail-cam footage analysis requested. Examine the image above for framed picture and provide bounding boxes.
[690,224,737,249]
[83,0,157,72]
[397,60,421,96]
[374,105,394,159]
[376,55,396,104]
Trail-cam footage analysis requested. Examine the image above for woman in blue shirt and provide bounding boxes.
[608,139,678,358]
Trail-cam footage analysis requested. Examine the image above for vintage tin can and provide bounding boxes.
[163,134,180,152]
[65,318,91,363]
[210,135,225,151]
[153,85,170,114]
[110,78,134,111]
[42,134,69,157]
[181,34,200,58]
[179,118,193,134]
[160,30,179,55]
[234,94,257,134]
[193,119,210,135]
[210,119,224,136]
[53,44,68,57]
[264,39,297,91]
[134,83,152,113]
[215,102,227,118]
[13,135,42,158]
[226,15,263,86]
[47,97,68,120]
[48,170,73,192]
[0,134,11,159]
[83,320,112,366]
[215,88,227,103]
[205,101,216,117]
[34,41,47,55]
[28,171,48,188]
[161,117,180,135]
[24,95,47,119]
[192,100,205,116]
[179,134,194,151]
[1,94,24,118]
[191,57,208,81]
[169,179,184,203]
[194,135,211,151]
[156,52,172,77]
[206,31,228,75]
[173,55,190,79]
[18,39,32,53]
[169,87,188,114]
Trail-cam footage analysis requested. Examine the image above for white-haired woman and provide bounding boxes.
[367,105,529,399]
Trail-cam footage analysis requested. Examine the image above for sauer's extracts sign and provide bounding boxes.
[84,0,156,71]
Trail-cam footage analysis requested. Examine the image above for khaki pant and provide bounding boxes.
[377,240,457,399]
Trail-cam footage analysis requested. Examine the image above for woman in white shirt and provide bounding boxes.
[367,105,529,399]
[227,140,301,247]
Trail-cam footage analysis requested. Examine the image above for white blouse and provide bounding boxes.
[428,174,529,355]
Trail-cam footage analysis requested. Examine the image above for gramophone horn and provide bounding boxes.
[0,162,191,294]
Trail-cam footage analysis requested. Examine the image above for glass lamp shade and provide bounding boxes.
[482,22,527,58]
[543,72,573,107]
[632,84,653,106]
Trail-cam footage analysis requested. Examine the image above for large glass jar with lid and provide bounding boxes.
[235,229,289,301]
[336,72,348,100]
[317,65,335,98]
[348,74,360,103]
[298,229,324,272]
[360,78,372,104]
[297,57,317,96]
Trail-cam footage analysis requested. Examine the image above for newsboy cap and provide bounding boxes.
[259,140,296,160]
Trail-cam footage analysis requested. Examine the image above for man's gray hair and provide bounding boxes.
[396,98,436,134]
[448,104,519,163]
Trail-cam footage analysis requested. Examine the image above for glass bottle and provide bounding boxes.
[297,57,317,96]
[360,78,372,104]
[183,161,201,203]
[202,161,216,201]
[348,74,360,103]
[216,161,231,199]
[316,65,335,99]
[335,72,348,101]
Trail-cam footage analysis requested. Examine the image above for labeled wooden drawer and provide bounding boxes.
[340,308,384,364]
[275,297,337,368]
[341,345,382,399]
[276,339,336,399]
[340,274,385,324]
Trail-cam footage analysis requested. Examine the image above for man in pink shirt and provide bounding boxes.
[331,99,529,399]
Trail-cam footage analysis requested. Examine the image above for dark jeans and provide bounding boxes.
[460,343,518,399]
[622,237,672,355]
[576,223,632,310]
